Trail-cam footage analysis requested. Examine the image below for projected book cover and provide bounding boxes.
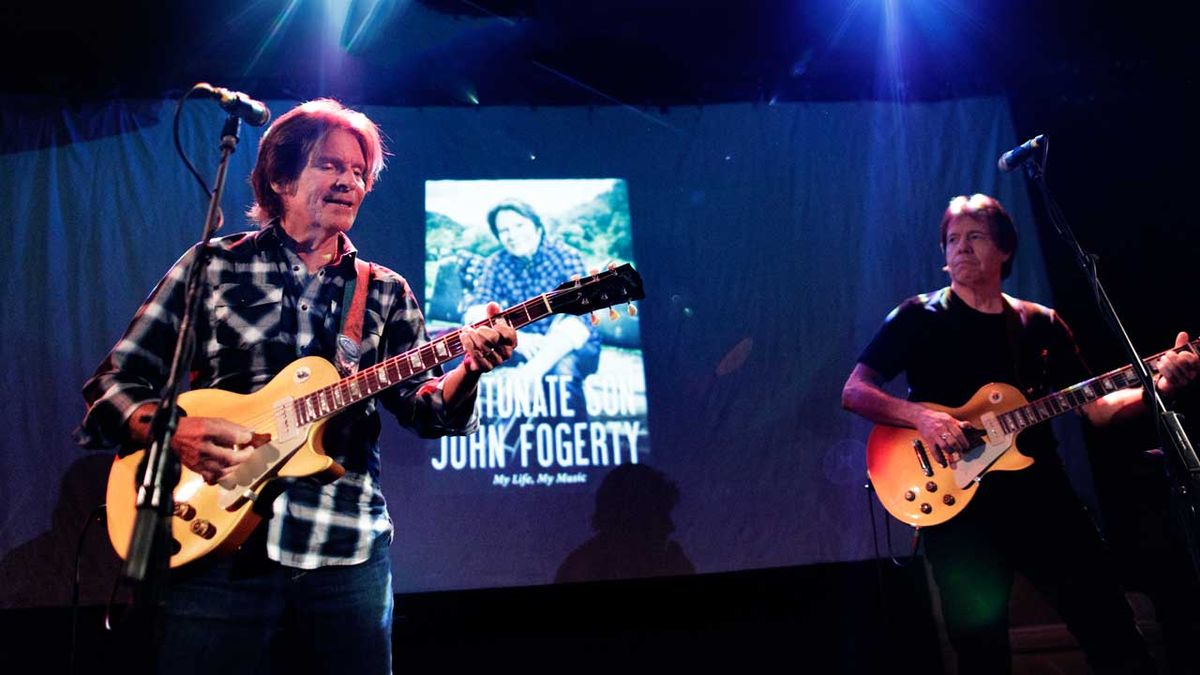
[424,179,648,490]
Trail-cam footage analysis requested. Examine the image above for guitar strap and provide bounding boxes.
[334,258,373,376]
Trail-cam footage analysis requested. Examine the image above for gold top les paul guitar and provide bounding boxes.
[867,338,1200,527]
[106,264,645,568]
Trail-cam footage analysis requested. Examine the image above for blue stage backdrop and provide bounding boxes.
[0,97,1079,605]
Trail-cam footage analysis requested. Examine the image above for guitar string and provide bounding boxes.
[188,282,614,438]
[1000,340,1195,430]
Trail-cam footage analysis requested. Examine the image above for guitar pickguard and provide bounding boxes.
[215,430,311,510]
[952,409,1014,488]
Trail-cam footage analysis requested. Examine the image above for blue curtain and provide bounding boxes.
[0,96,1076,604]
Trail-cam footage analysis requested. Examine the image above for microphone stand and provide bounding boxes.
[121,114,242,613]
[1021,146,1200,580]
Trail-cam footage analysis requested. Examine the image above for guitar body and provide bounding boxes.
[866,382,1033,527]
[105,357,347,568]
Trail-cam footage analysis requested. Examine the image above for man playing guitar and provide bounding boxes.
[77,99,517,674]
[842,194,1197,673]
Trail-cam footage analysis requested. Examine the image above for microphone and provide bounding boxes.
[192,83,271,127]
[997,134,1046,172]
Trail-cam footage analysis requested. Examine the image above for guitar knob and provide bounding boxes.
[904,490,916,502]
[173,502,196,521]
[627,303,637,317]
[919,503,932,514]
[925,482,938,493]
[190,520,217,540]
[943,495,956,506]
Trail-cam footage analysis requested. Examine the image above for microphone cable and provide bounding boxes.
[69,503,107,675]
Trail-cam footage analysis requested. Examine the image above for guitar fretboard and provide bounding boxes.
[996,339,1199,434]
[290,295,555,426]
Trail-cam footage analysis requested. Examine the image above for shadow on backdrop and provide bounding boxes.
[0,453,122,609]
[555,463,694,583]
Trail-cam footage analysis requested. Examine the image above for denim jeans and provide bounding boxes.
[155,532,393,675]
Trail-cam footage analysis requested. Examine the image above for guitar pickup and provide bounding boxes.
[912,439,934,477]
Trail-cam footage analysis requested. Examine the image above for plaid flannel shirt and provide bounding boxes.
[77,223,477,568]
[468,237,600,347]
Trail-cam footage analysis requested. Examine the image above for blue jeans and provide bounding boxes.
[156,532,393,675]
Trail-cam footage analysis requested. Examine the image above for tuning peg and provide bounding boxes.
[608,307,619,322]
[607,262,617,271]
[589,312,600,326]
[588,268,599,277]
[627,302,638,317]
[570,273,580,281]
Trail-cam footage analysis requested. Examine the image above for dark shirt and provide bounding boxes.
[859,287,1089,459]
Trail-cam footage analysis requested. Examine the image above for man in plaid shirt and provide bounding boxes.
[77,99,516,674]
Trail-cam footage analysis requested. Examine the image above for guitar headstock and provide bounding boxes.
[548,263,645,318]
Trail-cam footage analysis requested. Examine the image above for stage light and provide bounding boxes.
[880,0,905,102]
[244,0,303,75]
[332,0,398,53]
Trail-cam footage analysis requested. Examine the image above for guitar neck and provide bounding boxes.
[290,295,557,426]
[997,338,1200,435]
